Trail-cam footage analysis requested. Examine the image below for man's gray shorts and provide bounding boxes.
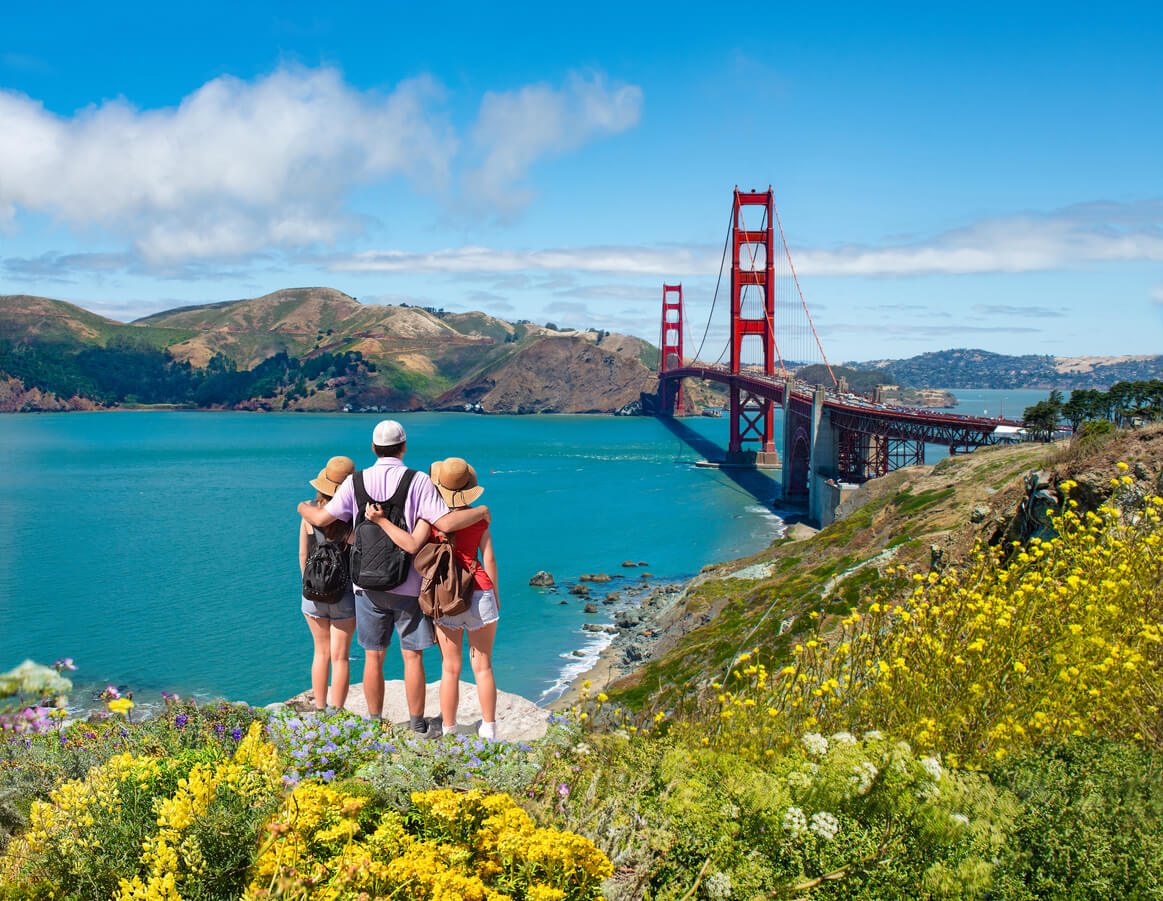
[354,588,435,652]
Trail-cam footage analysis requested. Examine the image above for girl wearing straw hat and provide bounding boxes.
[300,455,357,712]
[365,456,500,739]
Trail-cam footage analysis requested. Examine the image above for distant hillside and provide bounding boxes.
[795,364,888,392]
[0,290,660,414]
[855,348,1163,390]
[435,336,655,413]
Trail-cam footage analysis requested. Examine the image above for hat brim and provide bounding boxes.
[309,476,342,496]
[436,483,484,508]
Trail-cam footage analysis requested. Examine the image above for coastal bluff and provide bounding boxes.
[283,679,549,741]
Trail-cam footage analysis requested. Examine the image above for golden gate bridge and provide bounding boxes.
[655,187,1028,523]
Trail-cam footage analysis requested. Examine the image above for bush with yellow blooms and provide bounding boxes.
[1,723,282,900]
[245,786,611,900]
[709,483,1163,765]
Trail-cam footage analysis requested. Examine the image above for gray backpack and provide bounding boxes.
[350,469,416,591]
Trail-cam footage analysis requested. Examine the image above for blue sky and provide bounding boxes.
[1,1,1160,362]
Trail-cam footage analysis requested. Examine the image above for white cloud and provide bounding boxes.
[794,201,1163,276]
[326,199,1163,280]
[463,72,643,213]
[0,66,455,262]
[1152,286,1163,305]
[972,303,1067,317]
[329,243,712,276]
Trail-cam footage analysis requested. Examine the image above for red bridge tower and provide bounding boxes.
[728,187,779,465]
[659,283,685,415]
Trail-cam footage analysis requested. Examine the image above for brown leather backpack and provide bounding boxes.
[415,537,476,620]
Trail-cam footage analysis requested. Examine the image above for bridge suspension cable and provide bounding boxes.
[772,198,837,388]
[687,203,734,365]
[735,200,789,374]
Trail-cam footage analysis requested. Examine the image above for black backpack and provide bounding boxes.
[350,468,417,591]
[302,526,350,603]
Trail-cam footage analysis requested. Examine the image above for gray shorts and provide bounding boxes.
[301,590,356,621]
[434,589,499,632]
[355,588,435,652]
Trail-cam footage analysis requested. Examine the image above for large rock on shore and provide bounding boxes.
[284,680,548,741]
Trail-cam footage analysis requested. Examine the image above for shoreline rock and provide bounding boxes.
[549,580,688,710]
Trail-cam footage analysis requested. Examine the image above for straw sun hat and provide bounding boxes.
[430,457,484,507]
[309,456,355,496]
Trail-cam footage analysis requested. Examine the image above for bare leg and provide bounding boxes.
[436,625,464,727]
[363,649,387,717]
[304,614,331,710]
[467,621,498,723]
[328,618,356,709]
[401,648,427,719]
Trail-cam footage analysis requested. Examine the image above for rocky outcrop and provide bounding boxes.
[529,571,555,587]
[435,337,657,414]
[0,377,100,412]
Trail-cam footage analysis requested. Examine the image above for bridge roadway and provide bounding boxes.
[663,363,1025,443]
[660,363,1028,523]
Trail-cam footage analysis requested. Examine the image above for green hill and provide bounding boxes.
[0,290,660,414]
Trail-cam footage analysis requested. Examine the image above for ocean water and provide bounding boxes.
[0,389,1055,712]
[0,412,786,710]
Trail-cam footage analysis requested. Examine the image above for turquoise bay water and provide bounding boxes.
[0,388,1053,711]
[0,412,785,709]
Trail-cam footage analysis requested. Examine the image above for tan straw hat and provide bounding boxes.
[309,456,355,496]
[429,457,484,507]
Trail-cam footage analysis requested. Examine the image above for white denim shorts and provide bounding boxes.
[433,589,499,632]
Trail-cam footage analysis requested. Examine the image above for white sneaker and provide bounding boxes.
[478,721,497,740]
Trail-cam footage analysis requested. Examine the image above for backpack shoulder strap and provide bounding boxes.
[352,470,371,525]
[386,468,417,515]
[311,525,327,544]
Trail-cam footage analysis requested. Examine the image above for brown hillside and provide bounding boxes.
[0,294,122,344]
[435,336,656,413]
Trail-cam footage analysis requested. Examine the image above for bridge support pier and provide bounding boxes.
[659,284,685,416]
[726,187,780,467]
[808,386,838,524]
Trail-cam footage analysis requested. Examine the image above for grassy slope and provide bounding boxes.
[3,290,661,409]
[0,295,195,349]
[609,439,1062,709]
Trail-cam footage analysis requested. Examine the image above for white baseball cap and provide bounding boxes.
[372,420,406,446]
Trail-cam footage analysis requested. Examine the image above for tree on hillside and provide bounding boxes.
[1023,392,1063,442]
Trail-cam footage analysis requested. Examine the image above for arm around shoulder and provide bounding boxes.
[298,501,337,528]
[434,504,490,533]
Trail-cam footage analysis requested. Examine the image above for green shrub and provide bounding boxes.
[0,701,264,854]
[989,739,1163,900]
[534,728,1014,900]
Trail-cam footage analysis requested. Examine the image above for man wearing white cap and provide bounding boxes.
[297,419,489,734]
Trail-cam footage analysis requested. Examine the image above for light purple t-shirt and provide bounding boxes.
[325,456,450,596]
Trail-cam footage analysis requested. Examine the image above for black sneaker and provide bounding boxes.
[410,718,442,739]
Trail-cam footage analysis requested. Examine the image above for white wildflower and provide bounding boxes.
[809,811,840,842]
[787,770,812,792]
[704,870,733,900]
[573,743,591,755]
[801,732,829,756]
[851,761,879,795]
[920,756,944,782]
[783,806,807,837]
[720,801,741,819]
[949,813,970,827]
[830,731,857,744]
[863,730,884,741]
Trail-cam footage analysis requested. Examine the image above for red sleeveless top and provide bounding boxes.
[431,519,493,590]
